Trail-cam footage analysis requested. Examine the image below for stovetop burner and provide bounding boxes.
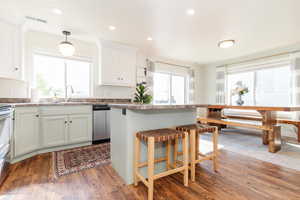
[0,104,12,112]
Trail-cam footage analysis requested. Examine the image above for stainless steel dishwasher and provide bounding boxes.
[93,105,110,144]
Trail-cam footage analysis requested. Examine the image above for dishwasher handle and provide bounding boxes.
[93,105,111,111]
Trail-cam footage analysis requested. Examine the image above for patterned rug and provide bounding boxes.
[53,143,110,177]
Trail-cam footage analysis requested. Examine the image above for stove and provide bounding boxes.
[0,103,12,186]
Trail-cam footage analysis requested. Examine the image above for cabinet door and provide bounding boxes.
[68,114,92,144]
[101,48,121,85]
[119,50,136,87]
[40,116,68,147]
[100,44,136,87]
[14,108,39,157]
[0,21,21,79]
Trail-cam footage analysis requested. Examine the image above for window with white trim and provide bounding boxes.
[34,54,91,98]
[226,64,292,106]
[153,72,187,105]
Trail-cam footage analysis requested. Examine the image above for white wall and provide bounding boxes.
[0,77,27,98]
[202,43,300,104]
[203,65,217,104]
[0,26,206,101]
[24,31,140,99]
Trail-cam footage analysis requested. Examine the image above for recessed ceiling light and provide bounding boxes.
[52,8,62,15]
[109,26,116,30]
[218,40,235,48]
[147,37,153,41]
[186,9,195,16]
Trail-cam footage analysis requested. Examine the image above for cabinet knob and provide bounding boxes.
[65,121,68,124]
[70,121,72,123]
[36,114,39,117]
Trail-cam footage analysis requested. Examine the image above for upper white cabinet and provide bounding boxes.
[99,41,137,87]
[0,20,22,80]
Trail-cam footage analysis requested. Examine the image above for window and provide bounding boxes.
[34,54,91,98]
[227,65,291,106]
[153,72,186,105]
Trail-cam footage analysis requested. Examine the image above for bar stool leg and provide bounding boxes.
[148,137,155,200]
[166,140,171,170]
[213,128,218,172]
[134,135,140,186]
[182,133,189,187]
[190,129,196,182]
[196,133,199,160]
[173,138,178,168]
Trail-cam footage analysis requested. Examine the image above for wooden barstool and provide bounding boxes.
[134,128,189,200]
[176,124,218,182]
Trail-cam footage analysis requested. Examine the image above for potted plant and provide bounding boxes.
[133,83,152,104]
[231,81,249,106]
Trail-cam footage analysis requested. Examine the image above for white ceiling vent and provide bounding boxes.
[25,16,47,24]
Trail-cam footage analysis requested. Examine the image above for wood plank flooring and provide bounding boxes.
[1,149,300,200]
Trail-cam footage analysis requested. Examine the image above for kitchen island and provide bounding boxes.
[109,104,206,185]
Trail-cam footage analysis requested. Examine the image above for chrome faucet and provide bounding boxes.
[65,85,74,102]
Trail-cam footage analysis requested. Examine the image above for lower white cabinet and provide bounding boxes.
[68,114,92,144]
[40,116,68,148]
[14,107,40,157]
[13,106,92,161]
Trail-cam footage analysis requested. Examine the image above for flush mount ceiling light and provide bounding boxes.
[186,9,195,16]
[147,37,153,41]
[52,8,62,15]
[59,31,75,57]
[109,25,116,30]
[218,40,235,48]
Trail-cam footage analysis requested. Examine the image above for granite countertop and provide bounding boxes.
[9,102,106,107]
[0,98,132,107]
[109,104,208,110]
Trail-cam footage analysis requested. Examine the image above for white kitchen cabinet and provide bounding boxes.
[0,20,22,79]
[68,114,92,144]
[12,106,93,163]
[40,116,68,147]
[14,107,39,157]
[99,41,137,87]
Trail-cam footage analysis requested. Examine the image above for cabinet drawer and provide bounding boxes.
[39,105,92,116]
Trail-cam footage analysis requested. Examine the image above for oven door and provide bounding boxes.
[0,110,12,186]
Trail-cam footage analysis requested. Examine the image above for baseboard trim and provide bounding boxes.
[10,142,92,164]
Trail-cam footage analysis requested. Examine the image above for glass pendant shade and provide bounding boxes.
[59,41,75,57]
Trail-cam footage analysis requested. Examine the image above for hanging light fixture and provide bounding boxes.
[59,31,75,57]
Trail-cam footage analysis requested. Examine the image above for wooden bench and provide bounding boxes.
[197,117,282,153]
[221,115,300,142]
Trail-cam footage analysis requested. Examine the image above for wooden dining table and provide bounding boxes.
[199,105,300,153]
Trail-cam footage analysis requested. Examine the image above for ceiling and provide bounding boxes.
[1,0,300,64]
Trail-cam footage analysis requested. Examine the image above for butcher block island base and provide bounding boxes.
[109,104,203,185]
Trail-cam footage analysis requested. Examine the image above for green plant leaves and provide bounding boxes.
[133,83,152,104]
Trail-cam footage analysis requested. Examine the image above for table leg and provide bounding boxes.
[268,125,282,153]
[262,131,269,145]
[259,111,281,153]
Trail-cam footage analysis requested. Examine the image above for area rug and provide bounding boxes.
[53,143,110,178]
[200,129,300,171]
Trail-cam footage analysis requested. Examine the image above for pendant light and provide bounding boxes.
[59,31,75,57]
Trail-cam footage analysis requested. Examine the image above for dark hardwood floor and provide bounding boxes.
[1,149,300,200]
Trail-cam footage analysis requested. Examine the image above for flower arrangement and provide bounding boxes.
[231,81,249,105]
[231,81,249,96]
